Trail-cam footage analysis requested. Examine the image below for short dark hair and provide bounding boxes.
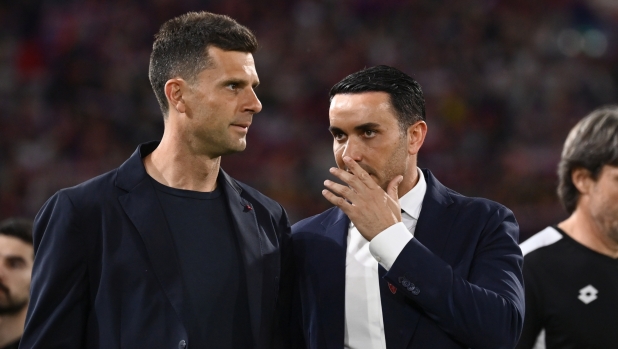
[149,11,258,117]
[557,106,618,213]
[329,65,426,132]
[0,218,33,246]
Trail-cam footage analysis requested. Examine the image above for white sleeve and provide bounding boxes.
[369,222,413,270]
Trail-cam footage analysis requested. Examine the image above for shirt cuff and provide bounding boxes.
[369,222,413,270]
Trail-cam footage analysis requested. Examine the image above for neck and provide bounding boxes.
[144,128,221,192]
[0,307,26,347]
[398,164,419,198]
[558,208,618,259]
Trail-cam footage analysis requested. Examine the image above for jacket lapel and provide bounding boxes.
[414,169,456,258]
[381,169,456,349]
[219,170,264,345]
[318,208,349,349]
[116,142,186,327]
[116,144,268,346]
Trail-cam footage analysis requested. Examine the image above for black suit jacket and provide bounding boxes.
[21,142,293,349]
[292,169,524,349]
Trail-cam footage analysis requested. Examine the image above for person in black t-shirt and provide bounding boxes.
[22,12,293,349]
[518,106,618,349]
[0,219,33,349]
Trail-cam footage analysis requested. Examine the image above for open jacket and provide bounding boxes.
[291,169,524,349]
[22,142,293,349]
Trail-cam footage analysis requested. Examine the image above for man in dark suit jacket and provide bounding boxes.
[292,65,524,349]
[21,12,292,349]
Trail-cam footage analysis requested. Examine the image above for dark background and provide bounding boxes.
[1,0,617,241]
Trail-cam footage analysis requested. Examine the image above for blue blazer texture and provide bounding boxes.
[291,169,524,349]
[21,142,293,349]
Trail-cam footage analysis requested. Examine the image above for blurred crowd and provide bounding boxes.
[1,0,617,240]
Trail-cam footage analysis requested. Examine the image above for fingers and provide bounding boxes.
[342,157,378,189]
[324,179,357,202]
[322,188,352,211]
[387,175,403,201]
[328,167,356,186]
[386,175,403,221]
[328,156,376,193]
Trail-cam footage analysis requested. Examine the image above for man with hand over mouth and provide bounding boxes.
[292,65,524,349]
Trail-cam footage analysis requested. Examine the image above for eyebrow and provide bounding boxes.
[328,126,343,134]
[328,122,382,134]
[4,255,27,263]
[221,78,260,89]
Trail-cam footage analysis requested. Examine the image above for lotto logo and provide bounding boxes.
[578,285,598,304]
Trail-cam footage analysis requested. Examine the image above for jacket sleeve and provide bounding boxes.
[383,205,524,349]
[20,191,90,349]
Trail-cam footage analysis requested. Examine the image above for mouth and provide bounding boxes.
[230,122,251,133]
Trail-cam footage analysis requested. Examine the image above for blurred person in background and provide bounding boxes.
[0,218,33,349]
[21,11,293,349]
[518,106,618,349]
[291,66,524,349]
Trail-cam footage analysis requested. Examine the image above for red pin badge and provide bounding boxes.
[388,282,397,295]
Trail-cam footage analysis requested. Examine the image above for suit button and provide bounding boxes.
[178,340,187,349]
[402,280,411,288]
[411,288,420,296]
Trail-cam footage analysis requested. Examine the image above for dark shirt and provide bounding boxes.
[517,226,618,349]
[153,179,252,349]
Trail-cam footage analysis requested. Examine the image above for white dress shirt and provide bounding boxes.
[344,169,427,349]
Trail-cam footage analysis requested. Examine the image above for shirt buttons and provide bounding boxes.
[375,256,382,262]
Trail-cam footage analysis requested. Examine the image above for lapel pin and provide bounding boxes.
[245,204,252,211]
[388,282,397,295]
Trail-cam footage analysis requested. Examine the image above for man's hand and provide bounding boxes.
[322,156,403,241]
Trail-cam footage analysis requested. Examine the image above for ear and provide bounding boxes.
[571,168,594,195]
[164,78,187,114]
[407,121,427,156]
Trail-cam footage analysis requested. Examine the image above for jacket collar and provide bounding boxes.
[115,141,158,192]
[115,141,244,194]
[415,169,455,256]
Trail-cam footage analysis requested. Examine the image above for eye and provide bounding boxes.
[332,132,346,141]
[227,83,239,91]
[363,130,377,138]
[6,258,25,269]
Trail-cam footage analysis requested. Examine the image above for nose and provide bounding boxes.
[340,137,362,163]
[244,88,262,114]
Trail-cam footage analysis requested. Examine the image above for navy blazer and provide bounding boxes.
[21,142,293,349]
[291,169,524,349]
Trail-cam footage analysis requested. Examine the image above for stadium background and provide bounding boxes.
[1,0,617,241]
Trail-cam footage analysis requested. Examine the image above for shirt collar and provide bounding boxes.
[399,168,426,220]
